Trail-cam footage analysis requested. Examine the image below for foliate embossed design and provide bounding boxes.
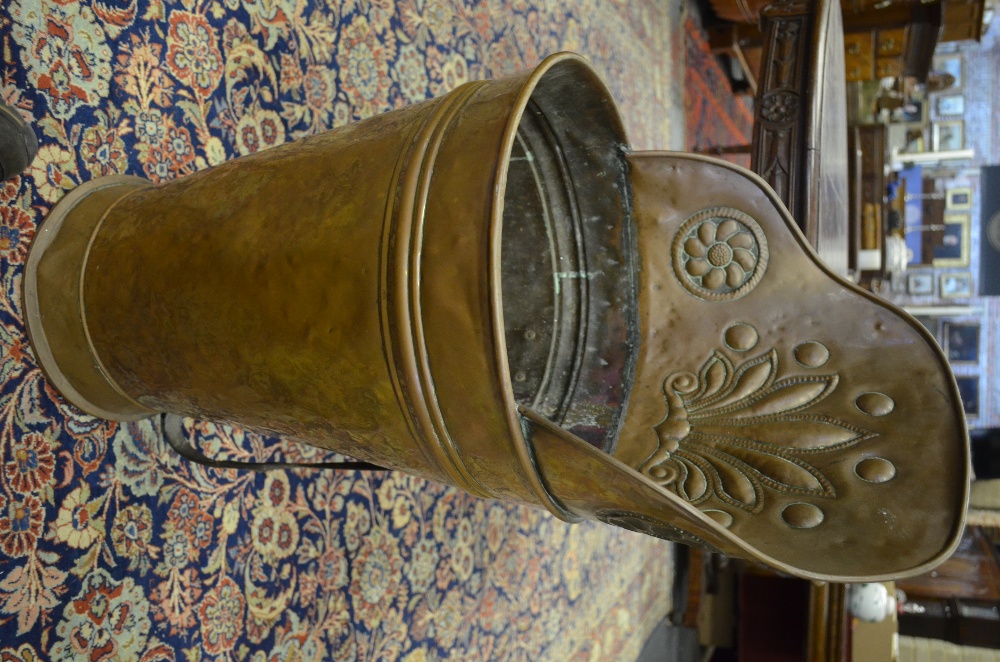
[760,90,799,124]
[672,207,769,301]
[640,348,875,513]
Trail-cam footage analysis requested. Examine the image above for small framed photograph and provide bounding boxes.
[955,376,979,417]
[933,213,971,267]
[943,322,980,364]
[946,187,972,210]
[933,54,963,89]
[936,94,965,116]
[903,131,925,153]
[894,99,926,125]
[907,272,935,295]
[940,272,973,298]
[933,120,964,151]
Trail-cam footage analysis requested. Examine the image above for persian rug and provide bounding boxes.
[684,12,754,168]
[0,0,684,660]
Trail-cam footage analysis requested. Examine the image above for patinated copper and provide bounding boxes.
[24,53,969,582]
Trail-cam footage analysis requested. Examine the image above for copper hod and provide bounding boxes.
[24,53,969,582]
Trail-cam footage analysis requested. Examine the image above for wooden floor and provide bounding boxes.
[637,621,702,662]
[636,544,705,661]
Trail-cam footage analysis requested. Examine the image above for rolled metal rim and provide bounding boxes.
[490,53,629,519]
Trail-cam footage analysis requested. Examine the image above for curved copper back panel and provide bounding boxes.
[534,152,968,582]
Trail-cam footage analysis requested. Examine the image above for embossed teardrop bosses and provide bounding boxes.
[672,207,769,301]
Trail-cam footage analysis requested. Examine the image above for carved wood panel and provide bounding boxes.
[751,7,811,226]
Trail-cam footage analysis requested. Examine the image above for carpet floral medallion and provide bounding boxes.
[0,0,683,659]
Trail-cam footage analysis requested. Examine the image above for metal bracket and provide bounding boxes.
[160,414,386,472]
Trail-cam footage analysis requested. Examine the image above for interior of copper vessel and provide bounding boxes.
[500,60,638,453]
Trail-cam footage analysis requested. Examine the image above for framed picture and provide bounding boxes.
[940,272,973,298]
[936,94,965,116]
[932,213,971,267]
[943,322,980,364]
[955,376,979,417]
[907,272,935,295]
[903,131,925,153]
[895,99,926,125]
[933,54,963,89]
[946,187,972,210]
[933,120,964,151]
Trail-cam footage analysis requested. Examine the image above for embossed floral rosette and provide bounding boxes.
[672,207,769,301]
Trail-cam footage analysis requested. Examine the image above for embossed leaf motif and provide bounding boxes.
[640,350,873,513]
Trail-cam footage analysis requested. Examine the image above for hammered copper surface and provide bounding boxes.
[26,54,629,515]
[24,53,969,582]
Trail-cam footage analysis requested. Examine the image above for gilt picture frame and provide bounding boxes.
[940,272,973,298]
[933,120,964,151]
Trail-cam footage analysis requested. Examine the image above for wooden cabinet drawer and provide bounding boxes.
[943,0,982,23]
[941,0,985,42]
[875,58,903,77]
[844,32,874,81]
[845,31,873,57]
[846,56,874,81]
[941,22,979,42]
[876,28,906,56]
